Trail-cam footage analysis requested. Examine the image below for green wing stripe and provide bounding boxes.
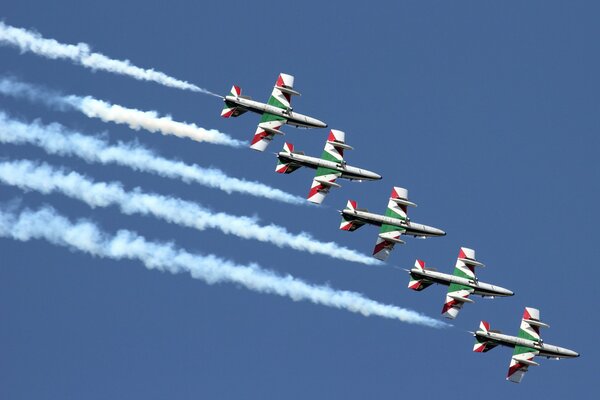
[448,282,471,293]
[315,166,338,177]
[259,112,286,123]
[380,223,404,234]
[267,95,287,110]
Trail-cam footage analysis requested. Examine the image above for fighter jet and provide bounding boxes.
[473,307,579,383]
[339,187,445,261]
[275,129,382,204]
[406,247,514,319]
[221,73,327,151]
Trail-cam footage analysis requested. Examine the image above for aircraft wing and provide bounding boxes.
[307,130,348,204]
[339,200,366,231]
[442,247,484,319]
[250,115,286,151]
[250,74,298,151]
[441,283,474,319]
[307,171,342,204]
[507,307,548,383]
[373,224,406,261]
[372,187,414,261]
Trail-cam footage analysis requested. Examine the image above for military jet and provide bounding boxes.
[406,247,514,319]
[339,187,445,261]
[275,129,382,204]
[473,307,579,383]
[221,73,327,151]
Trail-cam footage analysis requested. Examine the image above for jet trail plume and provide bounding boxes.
[0,77,243,147]
[0,21,218,95]
[0,112,304,205]
[0,159,379,265]
[0,205,447,328]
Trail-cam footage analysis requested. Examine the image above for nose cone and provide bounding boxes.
[567,349,580,358]
[434,228,447,236]
[364,170,382,181]
[307,116,327,128]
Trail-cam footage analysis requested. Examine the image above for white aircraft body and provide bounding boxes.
[221,73,327,151]
[473,307,579,383]
[276,130,381,204]
[339,187,445,261]
[407,247,513,319]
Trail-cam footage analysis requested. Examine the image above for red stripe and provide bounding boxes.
[507,362,525,379]
[308,184,323,200]
[251,131,269,145]
[441,300,457,315]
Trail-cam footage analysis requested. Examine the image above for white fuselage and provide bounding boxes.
[225,96,327,128]
[475,330,579,359]
[409,268,514,297]
[277,152,382,181]
[341,208,446,237]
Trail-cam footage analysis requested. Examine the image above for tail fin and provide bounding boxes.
[339,200,366,231]
[221,85,247,118]
[473,321,499,352]
[408,259,434,291]
[345,200,357,211]
[275,142,302,174]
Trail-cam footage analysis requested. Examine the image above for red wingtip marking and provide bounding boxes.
[276,75,285,87]
[442,300,457,315]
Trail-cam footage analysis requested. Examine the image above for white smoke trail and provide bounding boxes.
[0,159,379,265]
[0,112,304,205]
[0,77,244,147]
[0,205,447,328]
[0,21,218,95]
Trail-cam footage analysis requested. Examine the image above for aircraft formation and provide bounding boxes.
[220,72,579,383]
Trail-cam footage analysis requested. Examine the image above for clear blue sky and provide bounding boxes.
[1,1,599,398]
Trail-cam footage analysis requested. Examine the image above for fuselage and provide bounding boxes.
[474,330,579,359]
[341,208,446,237]
[409,268,514,297]
[224,96,327,128]
[277,152,382,181]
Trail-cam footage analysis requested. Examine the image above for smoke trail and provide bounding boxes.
[0,112,304,205]
[0,159,379,265]
[0,77,244,147]
[0,21,218,95]
[0,205,447,328]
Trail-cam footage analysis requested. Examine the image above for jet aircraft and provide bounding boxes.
[473,307,579,383]
[221,73,327,151]
[339,187,445,261]
[275,129,382,204]
[406,247,514,319]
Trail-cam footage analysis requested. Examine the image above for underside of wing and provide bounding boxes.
[441,283,474,319]
[250,113,286,152]
[373,223,406,261]
[307,167,342,204]
[507,346,539,383]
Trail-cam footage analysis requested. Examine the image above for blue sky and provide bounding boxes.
[1,1,599,398]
